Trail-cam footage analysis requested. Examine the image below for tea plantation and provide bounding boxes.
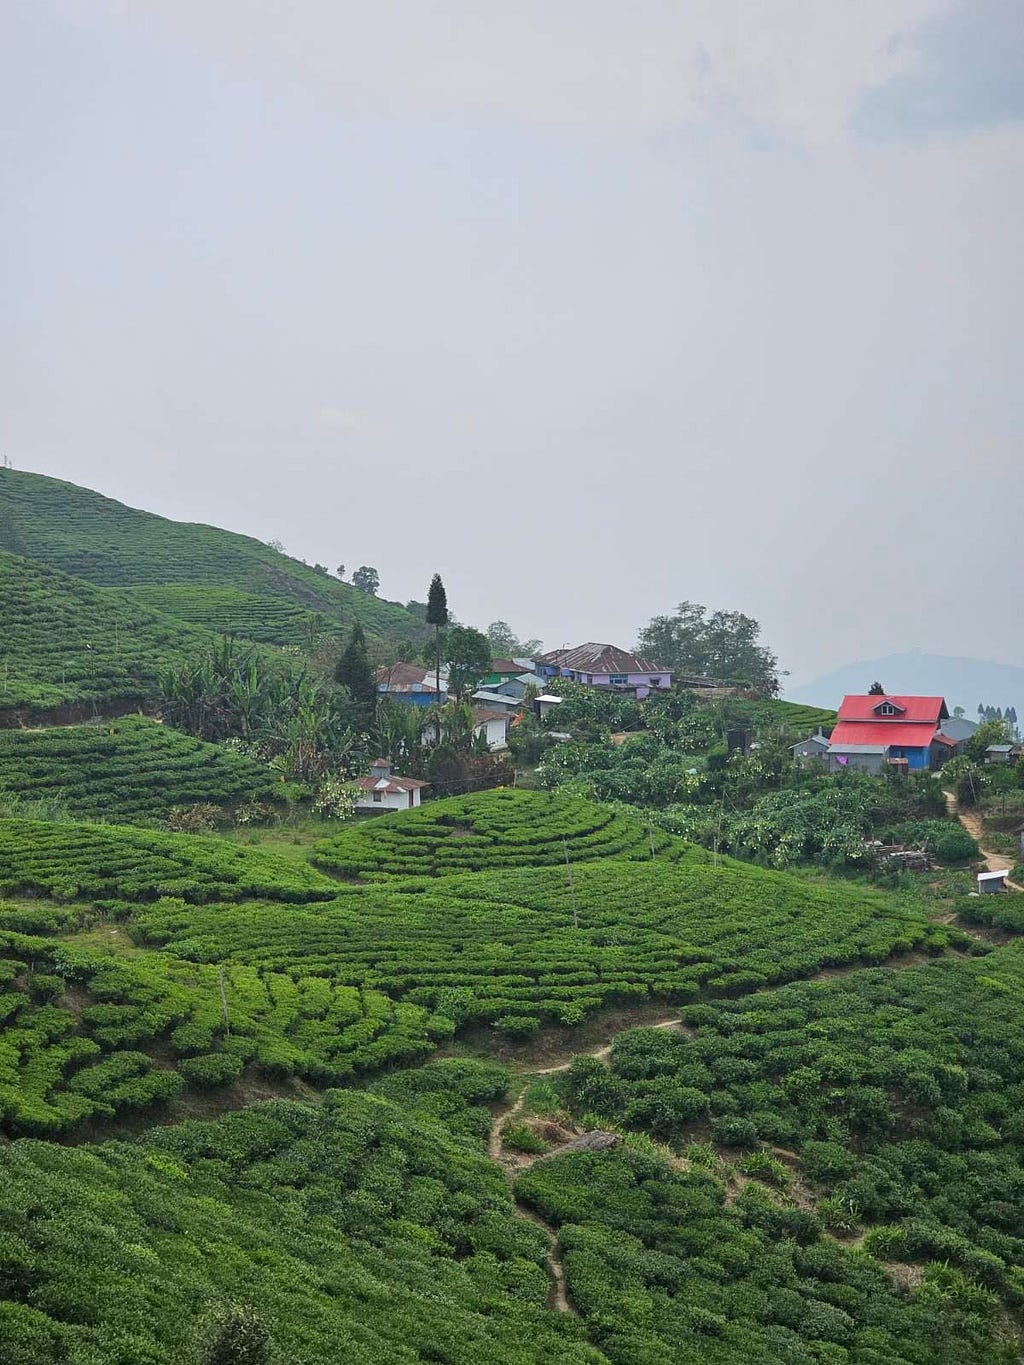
[0,716,280,822]
[314,788,677,876]
[0,778,1022,1360]
[122,585,339,645]
[0,468,426,643]
[0,550,222,716]
[560,941,1024,1322]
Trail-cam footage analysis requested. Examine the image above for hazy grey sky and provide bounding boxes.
[3,1,1022,686]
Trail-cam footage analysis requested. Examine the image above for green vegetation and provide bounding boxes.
[133,849,960,1032]
[0,904,436,1133]
[0,550,220,716]
[313,788,675,877]
[0,1065,602,1363]
[0,716,279,822]
[0,818,336,902]
[122,584,336,645]
[517,1145,1015,1363]
[560,942,1024,1322]
[0,468,427,644]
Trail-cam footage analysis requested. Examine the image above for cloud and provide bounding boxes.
[854,0,1024,137]
[114,0,939,144]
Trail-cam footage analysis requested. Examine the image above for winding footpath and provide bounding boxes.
[944,790,1023,890]
[487,1018,685,1313]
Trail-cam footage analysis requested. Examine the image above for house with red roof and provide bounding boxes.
[827,695,951,774]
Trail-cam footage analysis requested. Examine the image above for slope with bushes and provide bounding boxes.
[0,550,225,718]
[0,468,426,644]
[0,715,280,822]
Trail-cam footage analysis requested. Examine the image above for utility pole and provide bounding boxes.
[563,837,578,929]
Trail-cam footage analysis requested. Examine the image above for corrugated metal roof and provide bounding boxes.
[830,721,938,748]
[534,642,668,675]
[837,695,948,723]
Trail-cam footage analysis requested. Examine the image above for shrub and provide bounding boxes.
[180,1053,244,1089]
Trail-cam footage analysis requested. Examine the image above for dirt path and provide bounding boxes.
[944,790,1023,889]
[486,1016,686,1313]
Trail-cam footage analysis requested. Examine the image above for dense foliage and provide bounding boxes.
[0,716,279,822]
[0,1065,603,1363]
[0,819,336,902]
[517,1145,1016,1363]
[0,467,427,645]
[561,942,1024,1319]
[637,601,782,695]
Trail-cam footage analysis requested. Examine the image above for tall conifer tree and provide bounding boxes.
[335,622,376,725]
[426,573,448,705]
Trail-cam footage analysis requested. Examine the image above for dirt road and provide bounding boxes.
[944,790,1022,889]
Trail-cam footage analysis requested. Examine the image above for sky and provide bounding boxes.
[2,1,1022,688]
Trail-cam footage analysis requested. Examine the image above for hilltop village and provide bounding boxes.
[0,470,1023,1363]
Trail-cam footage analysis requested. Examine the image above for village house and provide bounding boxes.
[472,707,511,751]
[375,663,447,707]
[478,659,524,689]
[826,695,951,773]
[534,643,672,699]
[354,758,428,812]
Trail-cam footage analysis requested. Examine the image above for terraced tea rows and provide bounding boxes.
[0,468,427,643]
[315,788,674,877]
[561,940,1024,1318]
[0,550,221,715]
[0,819,336,902]
[0,909,437,1133]
[122,585,338,645]
[0,716,279,821]
[134,857,963,1030]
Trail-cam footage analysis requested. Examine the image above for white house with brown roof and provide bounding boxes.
[355,758,428,812]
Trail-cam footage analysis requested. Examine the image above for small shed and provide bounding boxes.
[534,693,563,721]
[977,869,1010,894]
[790,733,829,763]
[985,744,1015,765]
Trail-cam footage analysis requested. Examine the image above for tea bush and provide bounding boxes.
[0,716,280,822]
[0,818,336,902]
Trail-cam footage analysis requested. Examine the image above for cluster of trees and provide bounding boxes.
[978,703,1019,729]
[638,601,781,696]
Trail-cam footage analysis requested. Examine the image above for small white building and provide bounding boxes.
[354,759,428,812]
[534,693,563,722]
[977,869,1010,895]
[472,708,511,752]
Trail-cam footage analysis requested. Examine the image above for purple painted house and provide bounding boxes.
[534,643,672,699]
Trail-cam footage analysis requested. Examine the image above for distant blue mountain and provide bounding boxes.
[786,654,1024,720]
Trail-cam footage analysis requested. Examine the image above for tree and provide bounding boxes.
[334,623,376,725]
[868,682,885,695]
[486,621,542,658]
[336,564,345,579]
[351,566,380,596]
[445,625,491,701]
[637,601,781,696]
[427,573,449,703]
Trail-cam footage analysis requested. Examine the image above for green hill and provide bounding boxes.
[0,468,428,646]
[0,549,229,719]
[0,715,281,822]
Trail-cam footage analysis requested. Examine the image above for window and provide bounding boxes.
[609,674,628,686]
[372,791,383,802]
[877,702,897,716]
[650,678,662,687]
